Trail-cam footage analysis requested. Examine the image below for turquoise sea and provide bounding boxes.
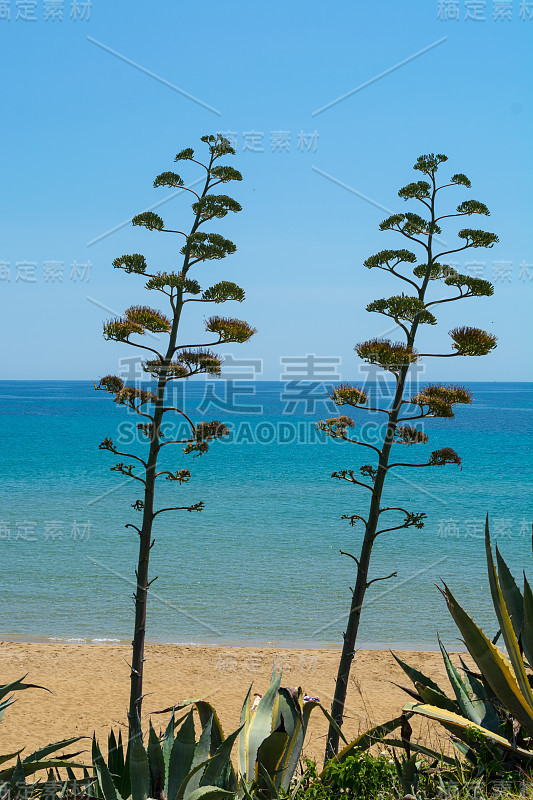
[1,380,532,650]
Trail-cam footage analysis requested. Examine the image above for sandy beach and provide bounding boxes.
[0,641,461,766]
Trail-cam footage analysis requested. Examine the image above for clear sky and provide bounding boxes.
[1,0,532,381]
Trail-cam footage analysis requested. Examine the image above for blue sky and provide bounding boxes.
[1,0,531,381]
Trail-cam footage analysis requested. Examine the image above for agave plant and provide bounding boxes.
[393,517,533,770]
[91,702,241,800]
[237,668,404,798]
[0,675,87,795]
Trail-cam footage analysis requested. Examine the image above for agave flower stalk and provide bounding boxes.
[96,135,256,734]
[324,154,498,760]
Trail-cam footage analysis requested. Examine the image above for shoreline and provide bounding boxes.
[0,634,461,652]
[0,640,462,765]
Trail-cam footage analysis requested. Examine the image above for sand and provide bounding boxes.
[0,642,459,766]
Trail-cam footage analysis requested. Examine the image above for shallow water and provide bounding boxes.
[1,380,531,649]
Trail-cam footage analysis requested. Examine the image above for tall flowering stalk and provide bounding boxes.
[96,135,255,733]
[323,153,498,759]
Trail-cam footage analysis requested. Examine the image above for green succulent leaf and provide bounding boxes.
[494,543,524,644]
[438,637,485,725]
[403,703,533,759]
[147,722,165,799]
[130,734,150,800]
[392,652,447,696]
[442,583,533,736]
[168,711,196,800]
[485,524,533,710]
[241,670,282,782]
[92,737,123,800]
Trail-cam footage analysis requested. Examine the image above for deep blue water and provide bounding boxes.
[1,380,531,649]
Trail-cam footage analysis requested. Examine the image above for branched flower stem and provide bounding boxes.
[324,154,497,760]
[96,136,255,734]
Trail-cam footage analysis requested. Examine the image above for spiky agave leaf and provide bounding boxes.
[449,326,498,356]
[402,703,533,760]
